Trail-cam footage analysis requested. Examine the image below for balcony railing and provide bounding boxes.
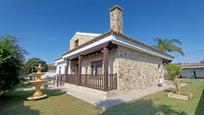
[54,74,117,91]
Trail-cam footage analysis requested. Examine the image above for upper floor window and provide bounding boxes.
[74,39,79,48]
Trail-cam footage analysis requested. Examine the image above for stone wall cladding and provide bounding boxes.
[81,48,118,75]
[81,52,103,74]
[69,45,166,98]
[107,46,166,97]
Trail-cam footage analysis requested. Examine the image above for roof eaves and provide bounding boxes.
[54,57,62,61]
[62,30,174,60]
[63,31,111,55]
[70,32,101,42]
[110,31,175,59]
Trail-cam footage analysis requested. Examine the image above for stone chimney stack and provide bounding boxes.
[110,5,123,33]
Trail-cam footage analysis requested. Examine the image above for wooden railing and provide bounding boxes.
[66,74,78,85]
[54,74,117,91]
[108,74,117,90]
[54,74,65,86]
[81,74,105,90]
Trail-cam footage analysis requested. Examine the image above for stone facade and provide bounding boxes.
[69,48,118,75]
[68,45,166,97]
[107,46,166,96]
[117,46,165,89]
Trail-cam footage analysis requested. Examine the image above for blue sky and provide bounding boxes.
[0,0,204,64]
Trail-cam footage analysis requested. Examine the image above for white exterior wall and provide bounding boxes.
[55,61,67,75]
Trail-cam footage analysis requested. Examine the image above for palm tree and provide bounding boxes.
[154,37,184,56]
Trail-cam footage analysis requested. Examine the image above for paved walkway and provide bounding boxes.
[60,81,174,109]
[16,81,182,109]
[15,85,65,91]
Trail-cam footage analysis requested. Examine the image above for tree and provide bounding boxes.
[22,57,47,76]
[166,63,182,80]
[154,38,185,56]
[0,35,26,91]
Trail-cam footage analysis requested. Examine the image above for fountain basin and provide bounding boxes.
[28,80,47,84]
[33,73,44,75]
[27,94,47,100]
[168,91,193,101]
[27,80,48,100]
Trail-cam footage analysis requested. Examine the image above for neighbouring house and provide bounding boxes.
[29,64,56,80]
[54,5,174,97]
[181,63,204,79]
[41,64,56,79]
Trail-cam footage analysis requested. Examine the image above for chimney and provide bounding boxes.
[110,5,123,33]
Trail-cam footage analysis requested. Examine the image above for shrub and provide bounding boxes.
[0,35,26,91]
[167,63,182,80]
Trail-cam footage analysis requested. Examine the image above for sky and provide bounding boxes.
[0,0,204,64]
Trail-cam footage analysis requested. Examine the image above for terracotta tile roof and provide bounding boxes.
[62,30,174,59]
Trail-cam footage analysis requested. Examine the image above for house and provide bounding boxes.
[181,63,204,79]
[29,64,56,80]
[41,64,56,79]
[54,5,174,97]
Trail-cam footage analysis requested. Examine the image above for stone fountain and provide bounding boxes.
[27,63,47,100]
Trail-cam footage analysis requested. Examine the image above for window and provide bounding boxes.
[91,60,102,75]
[74,39,79,48]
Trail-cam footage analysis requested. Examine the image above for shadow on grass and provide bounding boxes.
[195,88,204,115]
[164,88,173,93]
[96,99,124,109]
[0,89,65,115]
[100,99,187,115]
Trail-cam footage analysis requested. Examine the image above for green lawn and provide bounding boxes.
[101,79,204,115]
[0,89,101,115]
[1,79,204,115]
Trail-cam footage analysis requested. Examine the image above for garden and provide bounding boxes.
[1,79,204,115]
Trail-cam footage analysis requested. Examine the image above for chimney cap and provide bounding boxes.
[109,5,123,12]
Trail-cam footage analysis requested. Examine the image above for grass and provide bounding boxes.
[101,79,204,115]
[1,79,204,115]
[0,89,101,115]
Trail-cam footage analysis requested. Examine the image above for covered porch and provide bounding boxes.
[55,74,117,91]
[55,42,118,91]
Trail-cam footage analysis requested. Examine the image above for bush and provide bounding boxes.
[0,35,26,91]
[167,63,182,80]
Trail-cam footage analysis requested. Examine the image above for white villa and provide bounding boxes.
[54,5,174,98]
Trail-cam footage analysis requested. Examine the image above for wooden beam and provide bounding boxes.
[65,60,69,75]
[65,60,69,83]
[103,47,109,91]
[78,56,82,85]
[64,42,115,60]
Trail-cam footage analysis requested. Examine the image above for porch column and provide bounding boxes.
[65,60,69,83]
[103,47,109,91]
[78,56,82,85]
